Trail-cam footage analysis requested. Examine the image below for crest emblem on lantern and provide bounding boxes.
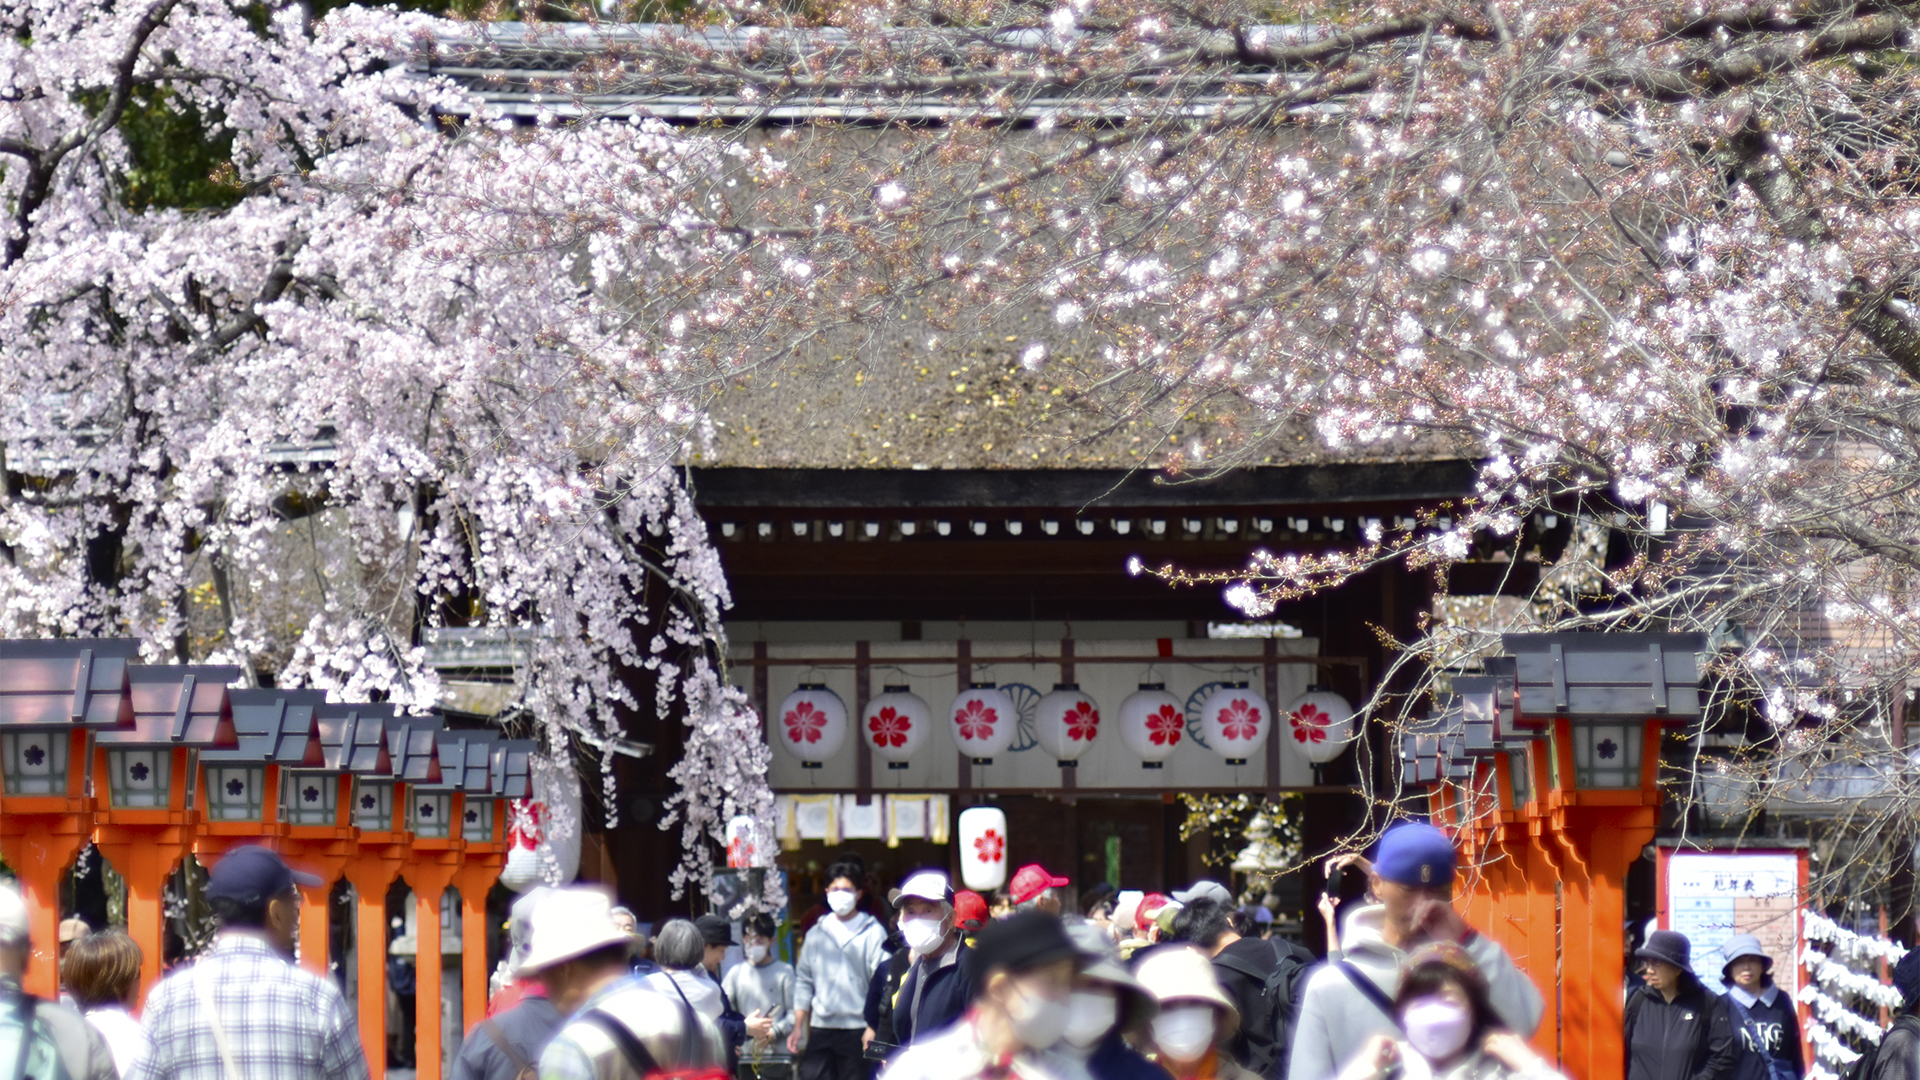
[1034,684,1102,766]
[1119,684,1185,768]
[949,684,1017,764]
[957,805,1010,891]
[1197,682,1273,766]
[863,685,931,769]
[777,684,848,768]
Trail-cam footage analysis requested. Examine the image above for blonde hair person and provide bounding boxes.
[1134,946,1256,1080]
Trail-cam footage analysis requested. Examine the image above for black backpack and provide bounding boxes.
[1213,937,1316,1080]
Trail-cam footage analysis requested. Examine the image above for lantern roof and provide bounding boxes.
[216,689,327,764]
[1501,632,1705,720]
[0,639,139,729]
[386,714,444,784]
[419,729,499,793]
[491,739,534,798]
[315,702,396,776]
[99,665,243,748]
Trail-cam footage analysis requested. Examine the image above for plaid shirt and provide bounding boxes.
[128,934,370,1080]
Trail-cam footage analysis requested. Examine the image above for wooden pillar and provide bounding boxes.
[1523,738,1561,1064]
[408,858,461,1080]
[346,857,402,1080]
[93,836,180,998]
[0,820,88,999]
[298,877,333,976]
[453,861,501,1037]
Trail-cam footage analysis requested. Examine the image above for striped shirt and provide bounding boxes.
[129,934,370,1080]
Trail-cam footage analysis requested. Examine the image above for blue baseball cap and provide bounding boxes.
[1373,822,1457,887]
[206,845,321,906]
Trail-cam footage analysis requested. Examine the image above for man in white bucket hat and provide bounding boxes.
[527,888,725,1080]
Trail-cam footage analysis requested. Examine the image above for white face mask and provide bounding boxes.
[1151,1005,1217,1063]
[1007,982,1072,1051]
[1062,990,1119,1051]
[1402,997,1474,1062]
[900,916,948,956]
[827,889,858,917]
[746,944,770,964]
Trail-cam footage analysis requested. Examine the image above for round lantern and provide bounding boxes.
[949,683,1017,764]
[957,805,1009,891]
[726,814,764,868]
[1198,682,1272,766]
[1034,684,1102,766]
[1283,685,1356,764]
[777,684,848,768]
[863,685,932,770]
[1119,683,1185,768]
[501,758,583,891]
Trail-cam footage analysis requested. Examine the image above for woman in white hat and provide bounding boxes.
[1133,946,1256,1080]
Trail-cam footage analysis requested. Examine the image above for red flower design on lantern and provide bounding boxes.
[1065,700,1100,742]
[955,698,998,741]
[1146,705,1184,746]
[1290,702,1331,744]
[1218,698,1262,741]
[974,828,1005,863]
[868,706,912,748]
[784,701,829,744]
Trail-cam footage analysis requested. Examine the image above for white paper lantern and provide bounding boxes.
[726,814,765,868]
[1284,685,1357,764]
[500,760,583,892]
[1198,682,1272,766]
[1119,683,1185,768]
[863,685,932,769]
[949,683,1017,764]
[777,684,848,767]
[957,805,1009,891]
[1034,684,1102,766]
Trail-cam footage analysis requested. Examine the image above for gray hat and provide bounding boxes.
[1636,929,1691,972]
[1172,880,1233,906]
[1719,934,1773,984]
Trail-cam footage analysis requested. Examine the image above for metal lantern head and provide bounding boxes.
[470,739,533,844]
[1118,684,1183,768]
[1501,632,1705,791]
[211,689,325,823]
[99,665,241,811]
[863,685,931,769]
[1033,684,1101,766]
[0,640,140,799]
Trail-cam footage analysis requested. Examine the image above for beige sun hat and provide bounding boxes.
[1134,945,1240,1035]
[517,887,633,975]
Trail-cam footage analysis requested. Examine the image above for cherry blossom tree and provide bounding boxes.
[419,0,1920,899]
[0,0,775,894]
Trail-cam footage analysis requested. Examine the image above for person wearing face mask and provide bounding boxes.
[1623,930,1734,1080]
[793,861,892,1080]
[1288,825,1542,1080]
[890,871,983,1049]
[880,911,1085,1080]
[1134,946,1253,1080]
[1334,944,1562,1080]
[1052,923,1170,1080]
[727,913,797,1080]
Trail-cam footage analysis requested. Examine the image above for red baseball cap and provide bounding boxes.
[1135,892,1172,931]
[953,890,989,931]
[1009,863,1070,905]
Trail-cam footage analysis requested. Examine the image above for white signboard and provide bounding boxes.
[1663,850,1802,994]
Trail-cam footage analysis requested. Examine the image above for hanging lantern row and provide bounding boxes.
[772,679,1357,769]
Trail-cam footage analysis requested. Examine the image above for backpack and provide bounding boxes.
[1213,937,1316,1080]
[1844,1015,1920,1080]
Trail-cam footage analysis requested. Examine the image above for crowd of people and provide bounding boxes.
[3,827,1917,1080]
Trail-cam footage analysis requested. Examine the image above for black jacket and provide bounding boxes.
[894,942,979,1046]
[1868,1015,1920,1080]
[1211,935,1314,1080]
[864,947,912,1053]
[1721,988,1803,1080]
[1625,980,1737,1080]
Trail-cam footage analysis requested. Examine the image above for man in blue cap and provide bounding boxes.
[1285,822,1543,1080]
[133,844,370,1080]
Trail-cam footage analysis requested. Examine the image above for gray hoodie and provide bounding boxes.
[1286,903,1545,1080]
[794,911,889,1030]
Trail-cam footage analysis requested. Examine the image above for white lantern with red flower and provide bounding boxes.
[949,683,1017,764]
[1118,683,1185,768]
[777,684,848,768]
[957,805,1010,891]
[1033,684,1102,766]
[1284,685,1356,764]
[863,685,931,769]
[1198,682,1272,766]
